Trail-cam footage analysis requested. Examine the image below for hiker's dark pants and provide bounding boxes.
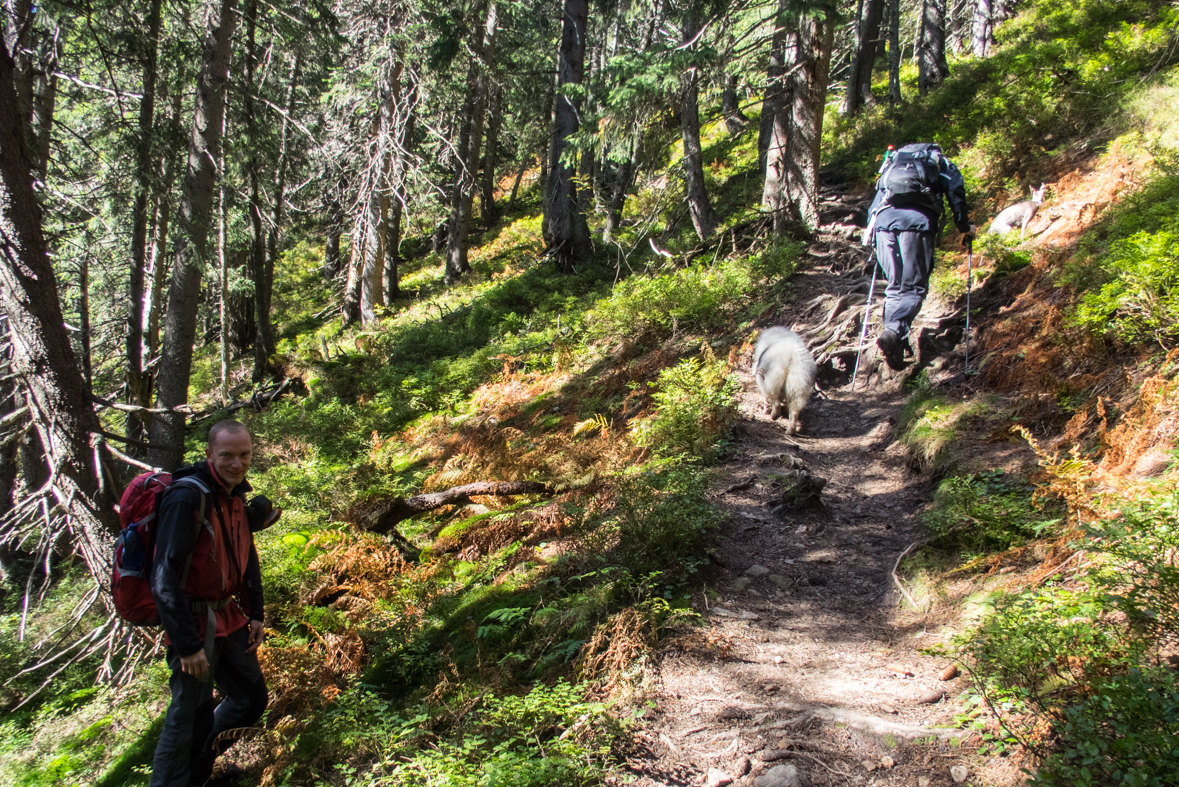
[874,229,935,342]
[150,625,268,787]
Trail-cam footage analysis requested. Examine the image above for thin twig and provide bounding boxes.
[892,540,929,611]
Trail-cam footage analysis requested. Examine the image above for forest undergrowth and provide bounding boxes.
[4,1,1179,785]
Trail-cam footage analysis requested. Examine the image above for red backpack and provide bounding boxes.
[111,472,211,625]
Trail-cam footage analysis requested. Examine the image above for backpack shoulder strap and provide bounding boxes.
[167,476,214,590]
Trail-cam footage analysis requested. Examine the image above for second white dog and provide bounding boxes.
[752,326,817,435]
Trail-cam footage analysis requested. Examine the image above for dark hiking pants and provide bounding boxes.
[874,229,936,342]
[149,625,268,787]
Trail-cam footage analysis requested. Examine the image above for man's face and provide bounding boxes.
[206,429,253,489]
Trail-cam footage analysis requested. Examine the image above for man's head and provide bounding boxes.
[206,420,252,490]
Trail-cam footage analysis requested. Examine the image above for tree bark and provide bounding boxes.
[354,481,549,534]
[77,251,92,389]
[602,135,637,245]
[0,42,121,579]
[843,0,884,116]
[680,8,720,241]
[28,21,58,183]
[480,80,502,228]
[446,0,496,285]
[243,0,271,380]
[722,74,748,134]
[762,3,798,230]
[787,5,834,233]
[255,55,300,381]
[971,0,993,57]
[323,192,344,279]
[148,0,238,471]
[542,0,592,273]
[505,156,528,215]
[126,0,162,449]
[385,73,417,304]
[759,1,791,177]
[917,0,949,95]
[763,2,834,235]
[888,0,902,105]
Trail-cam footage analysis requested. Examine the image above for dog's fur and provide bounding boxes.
[752,327,816,434]
[988,183,1047,237]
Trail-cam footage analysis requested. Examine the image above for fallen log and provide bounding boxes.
[354,481,550,535]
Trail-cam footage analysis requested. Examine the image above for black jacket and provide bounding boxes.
[868,143,972,234]
[151,461,265,657]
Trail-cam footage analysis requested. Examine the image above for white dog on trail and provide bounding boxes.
[752,327,817,435]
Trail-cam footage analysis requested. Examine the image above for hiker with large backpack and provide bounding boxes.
[144,419,279,787]
[863,143,976,370]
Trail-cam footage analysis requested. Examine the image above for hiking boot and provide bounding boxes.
[876,329,906,370]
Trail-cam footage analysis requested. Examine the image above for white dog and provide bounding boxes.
[752,327,816,435]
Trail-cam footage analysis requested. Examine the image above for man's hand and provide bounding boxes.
[961,224,978,251]
[245,619,265,653]
[180,649,210,681]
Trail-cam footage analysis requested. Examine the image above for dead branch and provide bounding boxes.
[355,481,551,535]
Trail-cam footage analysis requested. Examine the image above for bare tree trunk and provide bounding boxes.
[0,42,121,580]
[255,54,300,380]
[480,80,502,228]
[844,0,885,116]
[787,6,834,233]
[764,2,834,235]
[759,0,790,177]
[505,156,528,215]
[148,0,238,471]
[386,73,416,304]
[602,136,637,244]
[762,3,797,230]
[29,22,58,183]
[722,74,748,134]
[243,0,271,381]
[0,320,19,582]
[77,251,92,389]
[888,0,902,105]
[917,0,949,95]
[323,191,344,279]
[126,0,162,448]
[542,0,592,273]
[446,0,496,285]
[347,59,404,325]
[680,8,720,241]
[145,84,182,363]
[971,0,993,56]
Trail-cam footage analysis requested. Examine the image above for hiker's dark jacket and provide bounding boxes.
[151,461,264,657]
[868,143,972,234]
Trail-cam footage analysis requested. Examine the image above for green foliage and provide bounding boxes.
[630,353,739,460]
[826,0,1179,189]
[925,470,1063,555]
[313,681,618,787]
[963,489,1179,783]
[611,463,721,577]
[966,586,1129,706]
[1073,231,1179,347]
[894,373,984,476]
[1033,668,1179,787]
[589,247,798,342]
[1086,492,1179,646]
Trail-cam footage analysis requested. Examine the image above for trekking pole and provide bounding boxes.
[851,259,879,391]
[964,237,974,375]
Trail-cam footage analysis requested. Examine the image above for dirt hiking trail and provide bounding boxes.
[619,193,986,787]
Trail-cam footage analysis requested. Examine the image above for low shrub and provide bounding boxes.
[611,462,721,577]
[925,470,1062,555]
[630,350,739,461]
[1034,667,1179,787]
[1074,230,1179,348]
